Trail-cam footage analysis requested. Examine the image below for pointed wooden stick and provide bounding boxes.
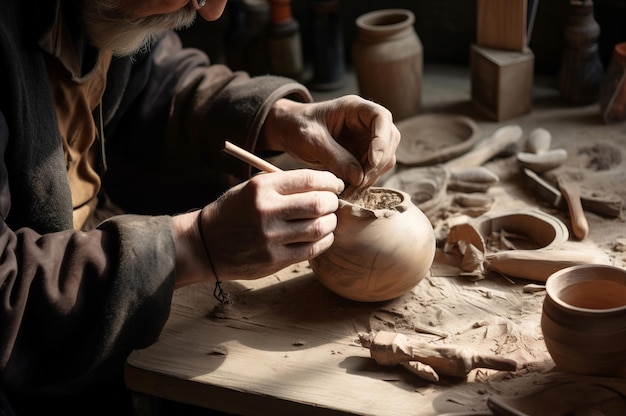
[223,141,282,173]
[224,141,358,199]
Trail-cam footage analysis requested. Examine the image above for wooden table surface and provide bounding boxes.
[124,261,532,416]
[125,65,626,415]
[125,258,626,415]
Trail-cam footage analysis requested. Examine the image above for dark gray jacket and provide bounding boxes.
[0,0,311,404]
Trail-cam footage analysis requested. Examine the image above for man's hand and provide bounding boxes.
[260,96,400,190]
[172,169,344,287]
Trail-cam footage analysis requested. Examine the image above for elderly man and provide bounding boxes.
[0,0,400,414]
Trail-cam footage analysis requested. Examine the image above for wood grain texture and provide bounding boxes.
[124,260,556,416]
[125,267,442,415]
[470,44,534,121]
[477,0,527,51]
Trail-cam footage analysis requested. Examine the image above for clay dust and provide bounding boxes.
[344,188,403,210]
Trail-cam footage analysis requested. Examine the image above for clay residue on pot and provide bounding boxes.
[312,186,435,302]
[343,187,402,210]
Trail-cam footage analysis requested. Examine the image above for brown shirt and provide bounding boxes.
[1,0,316,401]
[39,3,112,230]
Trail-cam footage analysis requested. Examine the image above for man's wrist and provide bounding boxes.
[259,98,297,151]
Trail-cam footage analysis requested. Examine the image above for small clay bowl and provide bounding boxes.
[395,113,480,166]
[541,264,626,377]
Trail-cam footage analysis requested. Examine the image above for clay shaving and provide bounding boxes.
[346,188,402,210]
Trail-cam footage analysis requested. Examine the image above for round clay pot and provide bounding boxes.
[541,264,626,377]
[352,9,423,121]
[309,187,436,302]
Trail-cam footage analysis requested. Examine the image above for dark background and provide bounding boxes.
[177,0,626,78]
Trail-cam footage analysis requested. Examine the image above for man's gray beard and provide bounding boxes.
[82,0,198,57]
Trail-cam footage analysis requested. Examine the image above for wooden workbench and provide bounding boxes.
[125,259,556,416]
[125,65,626,415]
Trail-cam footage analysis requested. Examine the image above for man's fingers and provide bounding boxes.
[275,191,340,221]
[280,214,338,244]
[269,169,344,195]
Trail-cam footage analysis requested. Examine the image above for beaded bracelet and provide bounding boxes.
[196,209,231,305]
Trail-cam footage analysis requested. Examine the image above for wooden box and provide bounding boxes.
[470,44,534,121]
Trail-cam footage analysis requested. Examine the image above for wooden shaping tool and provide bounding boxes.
[223,141,282,173]
[485,249,610,282]
[223,141,363,199]
[557,177,589,240]
[385,125,523,217]
[522,168,622,218]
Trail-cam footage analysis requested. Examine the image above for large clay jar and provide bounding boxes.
[352,9,423,121]
[541,264,626,377]
[309,187,436,302]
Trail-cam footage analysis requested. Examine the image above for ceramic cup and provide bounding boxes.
[541,264,626,376]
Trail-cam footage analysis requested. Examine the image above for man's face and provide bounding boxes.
[82,0,228,57]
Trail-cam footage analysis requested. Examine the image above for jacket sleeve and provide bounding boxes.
[102,31,313,214]
[0,28,312,395]
[0,196,176,394]
[0,12,177,395]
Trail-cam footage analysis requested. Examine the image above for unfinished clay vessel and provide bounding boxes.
[352,9,422,121]
[541,264,626,377]
[309,187,436,302]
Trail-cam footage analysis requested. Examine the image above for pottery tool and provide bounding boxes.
[517,127,620,231]
[525,127,552,154]
[223,141,368,199]
[522,168,622,218]
[223,141,282,173]
[557,177,589,240]
[359,331,517,382]
[384,124,524,216]
[443,124,522,172]
[446,210,610,282]
[516,127,568,173]
[515,128,585,240]
[485,248,611,282]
